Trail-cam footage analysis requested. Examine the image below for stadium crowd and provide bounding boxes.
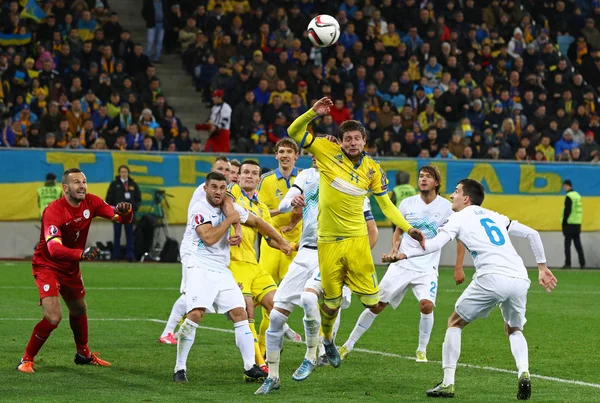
[0,0,189,151]
[2,0,600,162]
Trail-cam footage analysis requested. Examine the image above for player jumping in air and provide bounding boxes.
[340,165,466,363]
[285,97,424,367]
[174,172,292,383]
[385,179,557,400]
[18,168,133,373]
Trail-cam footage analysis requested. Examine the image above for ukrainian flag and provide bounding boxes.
[19,0,46,23]
[0,32,32,46]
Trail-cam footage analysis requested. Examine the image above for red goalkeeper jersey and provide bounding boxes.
[32,193,131,274]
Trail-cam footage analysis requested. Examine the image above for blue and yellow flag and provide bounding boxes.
[0,32,32,46]
[19,0,47,22]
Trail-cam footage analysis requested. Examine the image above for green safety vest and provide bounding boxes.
[37,184,63,216]
[565,191,583,225]
[393,184,417,208]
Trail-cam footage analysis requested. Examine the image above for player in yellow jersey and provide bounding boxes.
[257,138,303,354]
[228,160,300,373]
[286,97,425,367]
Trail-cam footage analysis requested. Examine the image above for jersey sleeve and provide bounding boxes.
[227,183,243,200]
[189,202,212,230]
[438,212,461,240]
[233,202,250,224]
[292,169,309,193]
[494,211,512,230]
[89,194,119,221]
[287,108,318,149]
[369,163,389,196]
[42,205,63,243]
[363,196,374,221]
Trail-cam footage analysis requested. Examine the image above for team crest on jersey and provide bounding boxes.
[237,282,244,290]
[194,214,204,225]
[367,168,375,180]
[275,189,283,199]
[334,154,343,163]
[47,225,58,236]
[83,209,90,219]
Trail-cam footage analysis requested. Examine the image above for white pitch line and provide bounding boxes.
[1,317,599,390]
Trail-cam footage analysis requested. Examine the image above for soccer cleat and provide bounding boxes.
[317,354,329,367]
[244,364,268,383]
[255,377,281,395]
[292,358,316,382]
[416,350,428,363]
[323,341,341,368]
[338,345,350,361]
[284,328,303,343]
[260,364,269,374]
[17,360,35,373]
[159,333,178,345]
[517,372,531,400]
[74,352,111,367]
[173,369,188,383]
[426,382,455,398]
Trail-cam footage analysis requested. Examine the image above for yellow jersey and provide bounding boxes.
[227,183,272,264]
[287,109,412,239]
[257,168,302,243]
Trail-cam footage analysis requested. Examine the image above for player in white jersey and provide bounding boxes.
[256,157,378,395]
[385,178,557,400]
[339,166,465,363]
[159,157,237,344]
[174,172,292,383]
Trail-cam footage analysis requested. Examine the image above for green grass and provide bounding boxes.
[1,261,599,402]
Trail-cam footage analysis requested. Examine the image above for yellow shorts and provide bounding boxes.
[318,235,379,309]
[229,260,277,304]
[259,239,296,284]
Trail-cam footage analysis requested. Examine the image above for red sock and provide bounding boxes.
[69,314,90,358]
[23,317,58,361]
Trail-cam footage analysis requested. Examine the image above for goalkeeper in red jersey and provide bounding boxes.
[18,168,133,373]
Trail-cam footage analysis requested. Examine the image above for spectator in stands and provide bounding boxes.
[106,165,141,261]
[555,131,579,158]
[142,0,167,63]
[196,89,231,152]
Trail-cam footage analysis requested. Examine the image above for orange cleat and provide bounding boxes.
[260,364,269,374]
[17,360,35,373]
[74,352,111,367]
[159,333,178,345]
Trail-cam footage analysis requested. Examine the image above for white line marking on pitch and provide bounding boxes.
[1,317,599,390]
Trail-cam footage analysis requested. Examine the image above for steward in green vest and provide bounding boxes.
[37,173,63,217]
[390,171,417,208]
[561,179,585,268]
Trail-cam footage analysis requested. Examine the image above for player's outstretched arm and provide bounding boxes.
[287,97,333,146]
[196,212,240,246]
[454,241,466,285]
[245,214,292,255]
[384,231,453,262]
[389,227,403,255]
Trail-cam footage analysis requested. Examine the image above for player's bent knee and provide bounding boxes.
[228,307,248,322]
[44,312,62,326]
[370,302,387,314]
[358,293,380,308]
[420,300,434,314]
[273,303,292,316]
[300,291,319,311]
[447,311,468,328]
[187,308,204,324]
[322,298,342,313]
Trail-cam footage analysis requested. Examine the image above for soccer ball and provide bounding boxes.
[307,15,341,47]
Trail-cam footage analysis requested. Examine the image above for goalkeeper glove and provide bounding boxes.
[81,246,101,261]
[116,202,132,215]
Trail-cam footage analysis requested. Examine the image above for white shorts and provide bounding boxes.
[274,248,319,311]
[304,266,352,310]
[455,273,530,329]
[379,263,438,309]
[180,254,190,294]
[184,264,245,315]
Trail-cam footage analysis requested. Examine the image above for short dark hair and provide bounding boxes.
[419,165,442,194]
[458,178,485,206]
[206,172,227,183]
[62,168,83,184]
[274,138,299,153]
[230,159,241,168]
[338,120,366,140]
[215,155,229,163]
[241,159,260,169]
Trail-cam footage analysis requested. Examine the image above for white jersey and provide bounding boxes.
[187,197,249,270]
[292,168,373,248]
[396,195,453,273]
[439,205,528,281]
[180,182,207,261]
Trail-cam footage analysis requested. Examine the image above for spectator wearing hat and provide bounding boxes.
[37,173,63,218]
[555,130,579,158]
[580,131,600,160]
[561,179,585,268]
[196,89,231,152]
[106,165,141,261]
[250,50,269,79]
[190,137,202,152]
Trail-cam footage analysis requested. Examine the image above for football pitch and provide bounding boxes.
[1,261,599,402]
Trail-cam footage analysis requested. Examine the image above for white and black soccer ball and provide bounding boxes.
[307,15,341,48]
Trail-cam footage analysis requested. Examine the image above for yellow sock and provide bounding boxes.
[259,308,270,357]
[249,319,265,367]
[319,305,338,341]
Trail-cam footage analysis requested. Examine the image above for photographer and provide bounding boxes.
[106,165,142,261]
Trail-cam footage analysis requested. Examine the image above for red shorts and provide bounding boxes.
[33,267,86,302]
[204,129,230,152]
